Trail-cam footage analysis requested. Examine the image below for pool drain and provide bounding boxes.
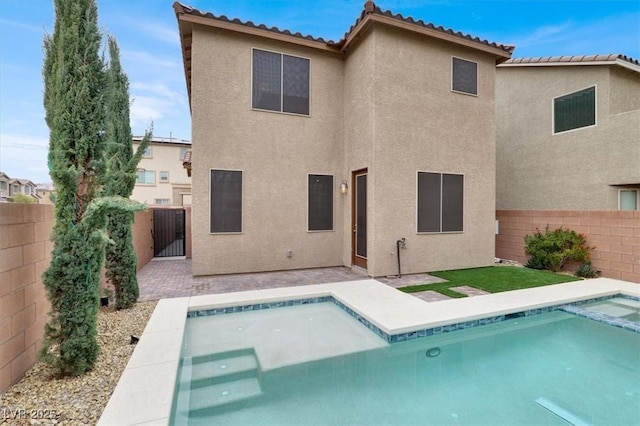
[426,347,441,358]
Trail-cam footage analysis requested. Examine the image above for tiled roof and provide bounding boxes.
[182,150,191,166]
[174,1,513,54]
[500,54,640,72]
[174,3,337,46]
[342,1,514,54]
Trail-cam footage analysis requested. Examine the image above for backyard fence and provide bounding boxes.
[496,210,640,283]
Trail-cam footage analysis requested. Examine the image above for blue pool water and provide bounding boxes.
[171,307,640,425]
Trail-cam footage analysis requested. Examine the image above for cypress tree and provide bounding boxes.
[104,36,151,310]
[41,0,143,376]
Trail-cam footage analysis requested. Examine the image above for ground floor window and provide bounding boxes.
[210,169,242,233]
[619,189,638,210]
[308,174,333,231]
[417,172,464,233]
[154,198,170,205]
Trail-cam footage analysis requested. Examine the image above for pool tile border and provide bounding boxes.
[187,293,640,344]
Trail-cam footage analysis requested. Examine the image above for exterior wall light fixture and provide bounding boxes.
[340,180,348,194]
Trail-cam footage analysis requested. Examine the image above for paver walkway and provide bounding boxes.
[137,258,483,303]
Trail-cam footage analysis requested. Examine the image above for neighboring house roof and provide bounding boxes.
[182,150,192,177]
[9,178,36,186]
[133,136,192,146]
[499,54,640,73]
[174,0,514,104]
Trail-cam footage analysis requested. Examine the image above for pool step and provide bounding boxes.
[189,353,259,386]
[182,349,264,412]
[189,378,263,411]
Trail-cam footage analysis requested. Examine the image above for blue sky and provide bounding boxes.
[1,0,638,184]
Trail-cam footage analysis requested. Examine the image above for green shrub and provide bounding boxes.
[524,226,593,272]
[576,261,599,278]
[11,193,36,203]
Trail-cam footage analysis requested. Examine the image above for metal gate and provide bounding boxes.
[153,209,185,257]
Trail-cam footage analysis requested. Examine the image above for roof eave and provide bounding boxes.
[498,58,640,74]
[341,13,513,62]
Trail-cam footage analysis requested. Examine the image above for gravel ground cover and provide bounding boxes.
[1,301,157,425]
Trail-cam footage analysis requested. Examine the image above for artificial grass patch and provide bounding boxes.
[399,266,581,297]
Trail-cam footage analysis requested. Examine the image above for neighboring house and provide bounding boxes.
[0,172,9,202]
[35,182,55,204]
[496,54,640,211]
[132,136,192,207]
[495,55,640,282]
[174,1,513,276]
[1,173,40,202]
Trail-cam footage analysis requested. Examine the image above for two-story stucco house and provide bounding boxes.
[496,54,640,211]
[132,136,192,207]
[174,1,513,277]
[494,54,640,282]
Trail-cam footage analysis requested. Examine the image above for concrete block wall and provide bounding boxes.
[132,210,154,270]
[496,210,640,283]
[0,203,53,394]
[1,205,155,394]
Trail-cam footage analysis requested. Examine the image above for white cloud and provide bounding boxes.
[0,18,43,34]
[130,81,185,105]
[129,95,173,129]
[515,22,573,48]
[134,20,180,46]
[122,50,179,69]
[0,133,51,183]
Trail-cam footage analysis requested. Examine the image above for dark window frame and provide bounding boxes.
[210,169,243,234]
[451,56,478,96]
[308,174,334,232]
[553,85,596,134]
[417,171,464,233]
[251,48,310,116]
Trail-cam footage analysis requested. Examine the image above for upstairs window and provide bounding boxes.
[452,57,478,96]
[252,49,310,115]
[417,172,464,233]
[142,146,152,158]
[136,170,155,185]
[159,171,169,182]
[180,148,188,160]
[210,169,243,233]
[553,86,596,134]
[308,174,333,231]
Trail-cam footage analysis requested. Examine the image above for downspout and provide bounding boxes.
[396,238,406,278]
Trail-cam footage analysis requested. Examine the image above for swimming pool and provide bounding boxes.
[98,278,640,425]
[170,298,640,425]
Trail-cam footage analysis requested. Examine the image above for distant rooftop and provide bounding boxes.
[499,54,640,73]
[133,136,191,145]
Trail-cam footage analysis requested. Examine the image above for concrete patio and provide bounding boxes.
[136,258,470,302]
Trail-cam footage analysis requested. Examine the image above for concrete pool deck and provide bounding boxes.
[99,277,640,425]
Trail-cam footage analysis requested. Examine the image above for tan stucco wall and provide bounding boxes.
[496,65,640,210]
[365,27,496,276]
[132,142,191,206]
[190,23,499,277]
[190,26,345,276]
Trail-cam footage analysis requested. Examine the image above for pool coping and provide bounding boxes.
[98,277,640,425]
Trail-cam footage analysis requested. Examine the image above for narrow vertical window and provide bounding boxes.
[308,174,333,231]
[210,169,243,233]
[452,57,478,95]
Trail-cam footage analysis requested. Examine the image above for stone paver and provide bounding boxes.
[450,285,490,297]
[137,258,453,303]
[410,290,452,302]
